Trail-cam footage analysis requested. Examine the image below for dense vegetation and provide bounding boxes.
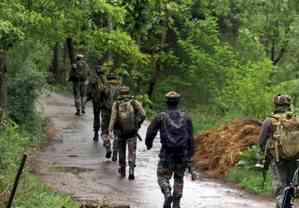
[1,0,299,205]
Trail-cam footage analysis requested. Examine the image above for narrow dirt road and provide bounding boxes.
[35,93,274,208]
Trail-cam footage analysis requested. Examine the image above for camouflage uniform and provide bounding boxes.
[101,77,121,158]
[258,95,296,208]
[109,94,145,179]
[87,66,106,141]
[145,91,193,208]
[69,55,90,115]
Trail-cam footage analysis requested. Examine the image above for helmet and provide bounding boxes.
[119,86,130,96]
[165,91,181,102]
[273,94,291,106]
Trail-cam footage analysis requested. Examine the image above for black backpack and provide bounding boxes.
[161,111,189,150]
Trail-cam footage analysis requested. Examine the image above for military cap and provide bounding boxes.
[119,86,130,96]
[76,54,84,59]
[273,94,291,106]
[165,91,181,99]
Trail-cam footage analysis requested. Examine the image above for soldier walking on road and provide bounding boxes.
[145,91,194,208]
[101,73,121,159]
[259,95,299,208]
[86,64,106,142]
[69,54,90,116]
[109,86,145,180]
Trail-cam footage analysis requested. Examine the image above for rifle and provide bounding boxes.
[136,133,143,141]
[6,154,27,208]
[187,161,196,181]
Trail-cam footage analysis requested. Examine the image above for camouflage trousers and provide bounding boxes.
[271,159,297,208]
[92,101,101,133]
[72,80,86,112]
[100,109,118,153]
[118,136,137,169]
[157,160,186,199]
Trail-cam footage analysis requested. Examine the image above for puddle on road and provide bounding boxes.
[50,166,93,175]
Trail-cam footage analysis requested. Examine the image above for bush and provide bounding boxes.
[7,40,49,124]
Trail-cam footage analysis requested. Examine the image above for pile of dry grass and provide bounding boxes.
[193,119,262,177]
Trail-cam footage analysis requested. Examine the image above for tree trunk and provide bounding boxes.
[66,38,75,65]
[49,43,59,83]
[0,50,7,115]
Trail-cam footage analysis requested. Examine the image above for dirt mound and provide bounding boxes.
[193,119,262,177]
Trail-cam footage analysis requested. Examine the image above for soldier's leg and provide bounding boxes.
[80,81,87,114]
[92,101,100,142]
[157,160,173,208]
[118,137,126,177]
[271,160,290,208]
[101,109,112,157]
[127,136,137,180]
[112,134,118,162]
[72,82,80,115]
[172,163,186,208]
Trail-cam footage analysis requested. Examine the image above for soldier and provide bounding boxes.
[259,95,297,208]
[145,91,194,208]
[86,64,106,142]
[101,73,121,159]
[69,54,90,116]
[108,86,145,180]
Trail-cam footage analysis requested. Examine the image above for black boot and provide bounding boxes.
[172,197,181,208]
[128,167,135,180]
[119,167,126,177]
[112,151,117,162]
[105,150,112,159]
[93,132,99,142]
[163,192,172,208]
[75,110,80,116]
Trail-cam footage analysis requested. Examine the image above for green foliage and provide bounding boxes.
[7,40,49,123]
[227,145,272,194]
[227,166,272,194]
[218,59,274,118]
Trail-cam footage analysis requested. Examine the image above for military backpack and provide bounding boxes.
[116,99,138,138]
[268,112,299,161]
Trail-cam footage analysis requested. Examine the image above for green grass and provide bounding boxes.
[226,166,272,195]
[0,114,80,208]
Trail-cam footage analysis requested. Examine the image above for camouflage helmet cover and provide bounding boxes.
[273,94,291,106]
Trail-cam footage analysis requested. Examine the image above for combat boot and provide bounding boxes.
[163,192,172,208]
[105,150,112,159]
[172,197,181,208]
[112,151,117,162]
[128,167,135,180]
[118,167,126,178]
[93,132,99,142]
[75,110,80,116]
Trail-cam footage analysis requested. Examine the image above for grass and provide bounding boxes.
[226,166,272,195]
[0,114,80,208]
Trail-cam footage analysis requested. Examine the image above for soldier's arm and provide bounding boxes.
[258,118,272,152]
[186,117,194,159]
[108,102,118,133]
[132,100,146,126]
[145,115,161,150]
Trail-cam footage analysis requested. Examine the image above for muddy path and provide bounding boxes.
[34,93,274,208]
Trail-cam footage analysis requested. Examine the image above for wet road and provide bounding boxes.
[35,93,274,208]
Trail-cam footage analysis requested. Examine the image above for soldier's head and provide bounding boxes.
[165,91,180,107]
[76,54,84,61]
[119,86,130,96]
[273,94,291,112]
[95,64,104,75]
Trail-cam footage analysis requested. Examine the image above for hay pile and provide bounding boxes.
[193,119,262,177]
